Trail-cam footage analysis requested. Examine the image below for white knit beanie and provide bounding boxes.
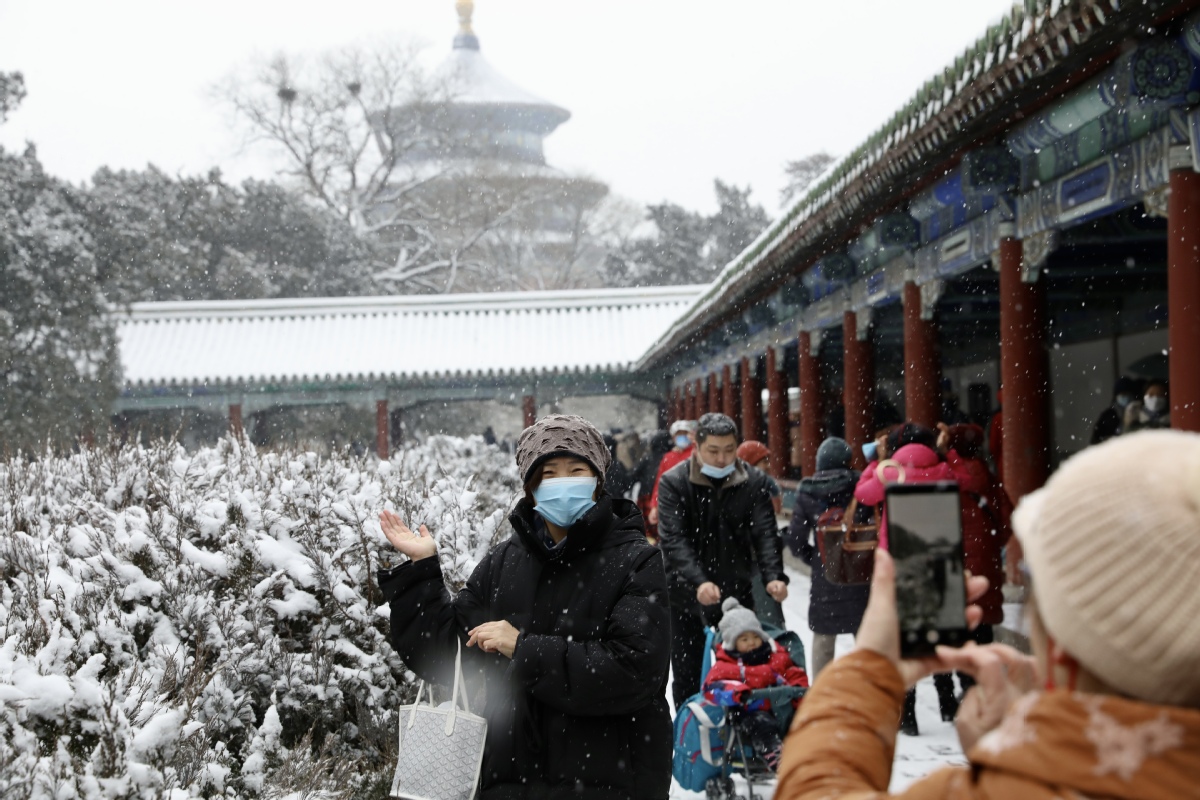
[717,598,768,650]
[1013,430,1200,708]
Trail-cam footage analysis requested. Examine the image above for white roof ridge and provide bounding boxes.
[113,285,708,322]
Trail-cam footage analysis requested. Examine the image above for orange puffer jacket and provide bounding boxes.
[776,650,1200,800]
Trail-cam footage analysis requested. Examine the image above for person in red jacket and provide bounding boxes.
[854,423,976,550]
[703,598,809,768]
[854,422,981,734]
[646,419,695,525]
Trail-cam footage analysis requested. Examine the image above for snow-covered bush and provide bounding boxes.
[0,435,520,799]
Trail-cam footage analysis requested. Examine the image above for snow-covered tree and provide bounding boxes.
[0,93,118,451]
[85,167,380,303]
[780,151,836,206]
[0,435,520,798]
[0,72,25,124]
[603,179,771,287]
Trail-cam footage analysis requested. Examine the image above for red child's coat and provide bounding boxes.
[704,641,809,691]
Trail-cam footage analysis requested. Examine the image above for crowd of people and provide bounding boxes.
[377,403,1199,799]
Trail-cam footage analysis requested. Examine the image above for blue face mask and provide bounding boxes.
[700,462,736,480]
[674,434,691,449]
[862,441,878,462]
[533,477,598,529]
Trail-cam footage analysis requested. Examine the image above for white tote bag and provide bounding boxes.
[390,640,487,800]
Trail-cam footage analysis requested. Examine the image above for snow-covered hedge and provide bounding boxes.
[0,435,520,799]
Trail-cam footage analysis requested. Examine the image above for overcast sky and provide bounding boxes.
[0,0,1018,216]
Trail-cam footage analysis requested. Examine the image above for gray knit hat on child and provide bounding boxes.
[718,597,768,650]
[516,414,612,483]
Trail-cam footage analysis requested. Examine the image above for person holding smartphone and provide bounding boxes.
[854,422,982,732]
[773,430,1200,799]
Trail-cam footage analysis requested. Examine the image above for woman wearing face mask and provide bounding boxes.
[378,414,673,799]
[1125,379,1170,432]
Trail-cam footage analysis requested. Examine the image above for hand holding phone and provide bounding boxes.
[884,482,969,658]
[853,549,990,690]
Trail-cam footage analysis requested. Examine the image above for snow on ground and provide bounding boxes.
[669,568,966,798]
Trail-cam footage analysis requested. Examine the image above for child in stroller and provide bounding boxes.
[703,598,809,773]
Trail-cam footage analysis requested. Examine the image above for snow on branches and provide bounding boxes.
[0,435,519,799]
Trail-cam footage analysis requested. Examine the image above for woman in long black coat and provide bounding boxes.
[379,414,672,800]
[786,437,868,679]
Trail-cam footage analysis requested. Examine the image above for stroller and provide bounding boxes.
[673,622,807,800]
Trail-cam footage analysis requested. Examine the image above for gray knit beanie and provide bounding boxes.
[1014,430,1200,708]
[516,414,612,484]
[718,597,768,650]
[816,437,853,471]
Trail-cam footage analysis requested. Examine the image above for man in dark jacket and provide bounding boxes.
[787,437,868,678]
[657,412,789,710]
[380,414,672,799]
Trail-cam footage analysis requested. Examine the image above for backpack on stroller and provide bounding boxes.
[672,623,807,800]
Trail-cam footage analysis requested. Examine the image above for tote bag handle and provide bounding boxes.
[407,639,472,735]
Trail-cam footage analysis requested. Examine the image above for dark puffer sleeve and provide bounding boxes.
[508,549,670,716]
[382,550,496,686]
[788,491,819,565]
[657,470,708,588]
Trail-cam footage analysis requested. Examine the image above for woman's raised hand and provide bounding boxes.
[380,510,437,562]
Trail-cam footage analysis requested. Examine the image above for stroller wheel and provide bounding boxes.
[704,776,736,800]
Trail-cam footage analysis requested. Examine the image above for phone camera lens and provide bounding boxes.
[926,631,940,644]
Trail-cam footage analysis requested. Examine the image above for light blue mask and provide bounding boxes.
[533,477,598,529]
[862,441,878,462]
[700,462,736,480]
[674,435,691,449]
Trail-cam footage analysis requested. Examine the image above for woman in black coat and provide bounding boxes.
[379,414,672,800]
[786,437,868,679]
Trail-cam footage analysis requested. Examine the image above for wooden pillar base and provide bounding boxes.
[766,348,787,478]
[998,237,1049,501]
[843,311,874,471]
[375,400,389,460]
[903,281,941,428]
[229,403,244,440]
[740,357,762,443]
[798,331,823,477]
[1169,168,1200,431]
[522,395,537,429]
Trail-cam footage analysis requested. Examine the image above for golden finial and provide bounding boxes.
[456,0,475,36]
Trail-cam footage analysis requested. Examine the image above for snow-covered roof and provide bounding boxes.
[637,0,1133,369]
[440,47,569,124]
[115,286,705,389]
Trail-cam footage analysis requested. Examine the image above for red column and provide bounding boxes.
[695,378,707,416]
[998,237,1050,502]
[375,400,389,459]
[740,357,762,442]
[903,281,941,428]
[1169,168,1200,431]
[766,348,787,478]
[522,395,537,428]
[672,387,683,423]
[707,374,720,416]
[843,311,875,470]
[798,331,823,477]
[229,403,244,439]
[721,364,737,419]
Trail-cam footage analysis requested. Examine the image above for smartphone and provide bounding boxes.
[884,482,969,658]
